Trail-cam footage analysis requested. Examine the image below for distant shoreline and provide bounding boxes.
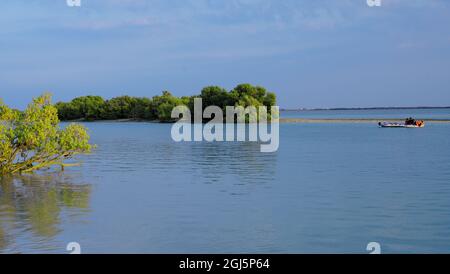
[281,106,450,111]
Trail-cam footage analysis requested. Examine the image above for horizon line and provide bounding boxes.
[281,106,450,111]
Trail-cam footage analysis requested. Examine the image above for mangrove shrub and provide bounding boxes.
[0,94,92,174]
[55,84,277,122]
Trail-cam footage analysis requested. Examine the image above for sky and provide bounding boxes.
[0,0,449,109]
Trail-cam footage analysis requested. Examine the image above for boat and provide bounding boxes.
[378,119,425,128]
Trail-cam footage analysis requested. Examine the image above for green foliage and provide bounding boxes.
[131,97,154,120]
[0,94,92,174]
[152,91,185,122]
[103,96,137,120]
[56,96,105,121]
[54,84,277,122]
[200,86,233,109]
[231,84,276,111]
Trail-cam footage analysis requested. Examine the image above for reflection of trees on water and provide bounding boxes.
[0,173,91,252]
[0,225,6,251]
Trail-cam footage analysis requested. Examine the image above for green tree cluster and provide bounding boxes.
[0,94,92,174]
[55,84,277,122]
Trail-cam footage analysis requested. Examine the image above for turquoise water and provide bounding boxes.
[1,112,450,253]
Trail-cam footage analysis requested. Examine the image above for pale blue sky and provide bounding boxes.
[1,0,450,109]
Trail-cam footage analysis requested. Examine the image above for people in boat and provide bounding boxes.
[404,117,424,127]
[405,117,415,125]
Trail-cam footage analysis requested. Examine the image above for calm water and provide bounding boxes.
[1,110,450,253]
[281,108,450,120]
